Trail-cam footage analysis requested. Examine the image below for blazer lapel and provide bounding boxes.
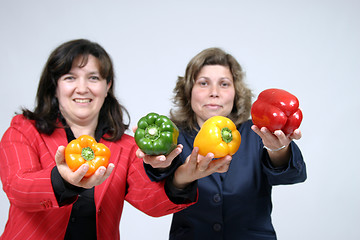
[40,127,68,167]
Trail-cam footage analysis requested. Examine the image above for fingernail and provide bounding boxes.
[82,165,89,172]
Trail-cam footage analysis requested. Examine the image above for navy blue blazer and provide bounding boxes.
[169,120,307,240]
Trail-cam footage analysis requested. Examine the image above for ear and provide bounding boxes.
[106,80,112,96]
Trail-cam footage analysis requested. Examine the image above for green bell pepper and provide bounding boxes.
[134,112,179,155]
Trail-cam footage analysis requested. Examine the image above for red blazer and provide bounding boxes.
[0,115,192,240]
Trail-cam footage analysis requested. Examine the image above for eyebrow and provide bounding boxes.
[88,71,100,75]
[196,76,232,81]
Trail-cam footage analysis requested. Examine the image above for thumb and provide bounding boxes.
[55,146,66,165]
[132,126,138,133]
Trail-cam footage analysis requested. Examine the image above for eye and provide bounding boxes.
[89,75,100,81]
[220,79,232,88]
[62,75,75,81]
[195,78,208,87]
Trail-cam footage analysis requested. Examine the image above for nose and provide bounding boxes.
[209,85,219,97]
[75,78,89,93]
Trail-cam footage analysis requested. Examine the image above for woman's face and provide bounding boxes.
[56,55,111,127]
[191,65,235,127]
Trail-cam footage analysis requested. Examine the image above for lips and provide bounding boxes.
[74,98,92,103]
[204,104,222,109]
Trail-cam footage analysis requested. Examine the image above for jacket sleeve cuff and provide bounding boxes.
[143,156,183,182]
[164,173,198,204]
[262,149,289,173]
[51,166,85,206]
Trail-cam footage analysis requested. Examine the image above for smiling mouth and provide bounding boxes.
[74,99,92,103]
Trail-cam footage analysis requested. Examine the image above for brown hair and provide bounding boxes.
[170,47,252,132]
[22,39,129,141]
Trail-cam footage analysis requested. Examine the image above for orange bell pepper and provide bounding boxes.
[65,135,111,177]
[193,116,241,158]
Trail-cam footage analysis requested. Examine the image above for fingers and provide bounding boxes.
[71,164,90,185]
[136,148,145,159]
[72,163,115,189]
[194,151,231,174]
[173,149,232,187]
[140,144,183,169]
[197,152,214,171]
[290,129,302,140]
[252,125,302,150]
[87,163,115,187]
[251,124,261,135]
[55,146,66,165]
[103,163,115,179]
[207,155,232,173]
[187,147,201,166]
[165,144,183,162]
[132,126,138,133]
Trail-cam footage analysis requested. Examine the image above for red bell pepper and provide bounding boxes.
[251,88,303,135]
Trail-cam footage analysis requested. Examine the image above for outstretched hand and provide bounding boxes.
[136,144,183,169]
[251,125,302,167]
[55,146,114,189]
[172,147,232,189]
[251,125,302,151]
[133,125,183,169]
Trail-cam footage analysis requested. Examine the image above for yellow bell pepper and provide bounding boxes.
[193,116,241,158]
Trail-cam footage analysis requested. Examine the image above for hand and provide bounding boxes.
[251,125,302,167]
[251,125,302,150]
[172,147,232,189]
[55,146,114,189]
[133,125,183,169]
[136,144,183,169]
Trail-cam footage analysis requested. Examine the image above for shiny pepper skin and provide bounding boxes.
[135,112,179,155]
[251,88,303,135]
[65,135,111,177]
[193,116,241,158]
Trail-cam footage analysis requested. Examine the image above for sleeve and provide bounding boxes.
[51,166,82,206]
[164,174,198,204]
[124,142,195,217]
[143,156,197,203]
[143,156,183,181]
[0,125,59,211]
[261,141,307,186]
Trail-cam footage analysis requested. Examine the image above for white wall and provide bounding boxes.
[0,0,359,239]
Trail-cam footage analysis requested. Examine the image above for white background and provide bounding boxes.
[0,0,359,239]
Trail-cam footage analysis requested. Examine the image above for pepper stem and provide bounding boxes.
[221,127,233,143]
[81,147,95,161]
[145,125,160,140]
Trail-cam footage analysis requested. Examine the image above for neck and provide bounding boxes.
[65,119,98,139]
[71,126,96,139]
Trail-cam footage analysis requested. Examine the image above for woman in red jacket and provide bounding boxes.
[0,39,231,240]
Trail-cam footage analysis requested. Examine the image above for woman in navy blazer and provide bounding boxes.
[140,47,306,240]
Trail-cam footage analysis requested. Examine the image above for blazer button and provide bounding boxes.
[213,194,221,203]
[213,223,222,232]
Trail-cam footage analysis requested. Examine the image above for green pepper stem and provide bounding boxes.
[221,127,233,143]
[145,125,160,140]
[81,147,95,161]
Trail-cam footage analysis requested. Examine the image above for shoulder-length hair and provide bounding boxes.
[22,39,129,141]
[170,47,252,132]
